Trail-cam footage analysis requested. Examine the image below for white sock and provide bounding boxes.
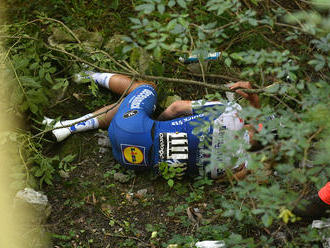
[66,113,99,133]
[90,72,115,89]
[75,71,115,89]
[43,114,99,142]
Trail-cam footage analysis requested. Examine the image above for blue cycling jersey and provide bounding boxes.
[108,85,245,175]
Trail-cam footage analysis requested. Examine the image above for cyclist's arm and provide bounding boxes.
[157,100,193,121]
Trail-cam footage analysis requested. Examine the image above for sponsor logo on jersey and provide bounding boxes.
[123,110,138,119]
[170,113,204,126]
[159,133,165,160]
[121,144,145,165]
[130,89,154,109]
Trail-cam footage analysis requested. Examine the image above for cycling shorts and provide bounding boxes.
[108,85,156,170]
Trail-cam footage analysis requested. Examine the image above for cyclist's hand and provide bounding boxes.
[229,81,260,108]
[229,81,252,99]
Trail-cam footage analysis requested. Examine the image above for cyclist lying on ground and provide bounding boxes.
[44,70,329,216]
[43,71,261,179]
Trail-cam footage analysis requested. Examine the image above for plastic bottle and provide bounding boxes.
[179,52,221,64]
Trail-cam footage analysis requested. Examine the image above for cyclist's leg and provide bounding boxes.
[75,71,156,95]
[108,74,156,95]
[93,102,120,129]
[43,102,120,142]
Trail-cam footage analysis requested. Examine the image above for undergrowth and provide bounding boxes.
[1,0,329,247]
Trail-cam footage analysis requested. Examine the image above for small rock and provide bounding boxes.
[114,172,130,183]
[135,188,148,199]
[16,188,48,205]
[274,231,287,246]
[48,27,103,48]
[14,188,52,225]
[96,132,111,148]
[99,147,109,155]
[312,219,330,248]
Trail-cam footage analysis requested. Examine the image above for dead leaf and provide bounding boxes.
[186,207,203,223]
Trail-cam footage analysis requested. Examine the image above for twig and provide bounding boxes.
[0,35,38,40]
[44,43,265,93]
[90,50,135,74]
[183,71,241,82]
[283,93,302,105]
[122,60,139,74]
[293,0,304,10]
[298,0,330,7]
[199,60,206,84]
[274,22,304,32]
[2,36,22,63]
[40,17,81,44]
[191,21,238,33]
[301,126,324,168]
[270,0,304,29]
[49,96,71,108]
[199,59,208,94]
[18,142,29,187]
[260,33,284,49]
[104,232,151,247]
[40,17,136,75]
[9,58,27,96]
[269,94,302,121]
[222,25,271,52]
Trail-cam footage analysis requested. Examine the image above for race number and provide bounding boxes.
[159,132,188,161]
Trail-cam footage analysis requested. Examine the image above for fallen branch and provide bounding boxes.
[45,44,265,93]
[183,71,242,82]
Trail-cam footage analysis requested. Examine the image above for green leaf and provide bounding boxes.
[45,73,52,83]
[224,58,232,67]
[157,4,165,14]
[168,179,174,187]
[262,213,273,227]
[122,45,133,54]
[145,42,157,50]
[129,18,141,25]
[49,67,56,73]
[251,209,264,215]
[121,36,133,42]
[297,81,304,90]
[235,210,243,221]
[135,4,155,14]
[44,176,53,185]
[168,0,175,7]
[52,82,63,90]
[29,102,38,114]
[153,46,162,60]
[265,84,279,93]
[177,0,187,9]
[34,168,43,177]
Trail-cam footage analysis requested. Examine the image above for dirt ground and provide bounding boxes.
[45,130,226,248]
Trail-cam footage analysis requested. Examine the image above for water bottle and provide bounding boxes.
[179,52,221,64]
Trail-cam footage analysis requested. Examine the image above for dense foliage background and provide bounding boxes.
[1,0,329,247]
